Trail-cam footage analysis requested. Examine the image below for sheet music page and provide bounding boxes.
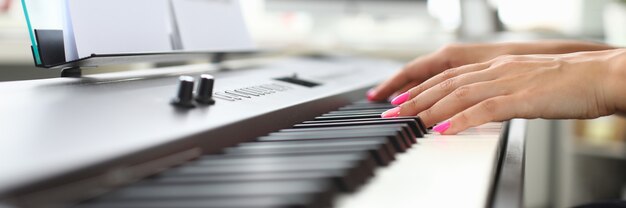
[170,0,254,52]
[67,0,172,58]
[62,0,78,61]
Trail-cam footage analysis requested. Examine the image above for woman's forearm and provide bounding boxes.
[502,40,616,55]
[449,40,616,66]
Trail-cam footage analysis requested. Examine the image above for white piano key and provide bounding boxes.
[335,123,503,208]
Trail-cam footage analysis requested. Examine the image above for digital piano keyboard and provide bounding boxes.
[0,55,526,208]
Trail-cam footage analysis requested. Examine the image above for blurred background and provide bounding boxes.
[2,0,626,207]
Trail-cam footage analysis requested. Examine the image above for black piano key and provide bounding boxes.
[193,152,366,166]
[303,116,425,138]
[155,170,343,182]
[279,124,405,132]
[320,111,383,116]
[324,109,387,116]
[236,138,388,149]
[263,130,409,151]
[151,154,375,192]
[346,100,390,104]
[304,117,424,132]
[322,113,385,118]
[315,114,382,121]
[339,106,394,111]
[303,117,414,125]
[258,132,410,152]
[227,139,395,166]
[270,127,408,141]
[191,153,376,183]
[341,103,396,108]
[161,160,361,176]
[294,119,423,139]
[278,124,416,145]
[340,104,392,109]
[78,194,327,208]
[94,180,336,206]
[415,116,429,134]
[349,102,394,105]
[151,170,359,192]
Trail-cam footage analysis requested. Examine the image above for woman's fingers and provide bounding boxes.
[436,95,526,135]
[369,54,449,101]
[368,68,412,101]
[390,62,491,105]
[370,45,538,102]
[391,69,496,117]
[416,79,516,127]
[391,54,537,106]
[391,81,421,100]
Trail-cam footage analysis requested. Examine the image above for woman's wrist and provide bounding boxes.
[604,49,626,114]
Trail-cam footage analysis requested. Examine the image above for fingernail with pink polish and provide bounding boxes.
[433,121,451,134]
[391,92,409,106]
[367,89,377,101]
[381,107,401,118]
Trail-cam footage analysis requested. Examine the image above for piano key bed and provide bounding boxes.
[73,101,514,208]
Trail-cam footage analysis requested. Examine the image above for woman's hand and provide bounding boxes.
[381,49,626,135]
[1,0,11,12]
[367,43,509,101]
[368,41,614,102]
